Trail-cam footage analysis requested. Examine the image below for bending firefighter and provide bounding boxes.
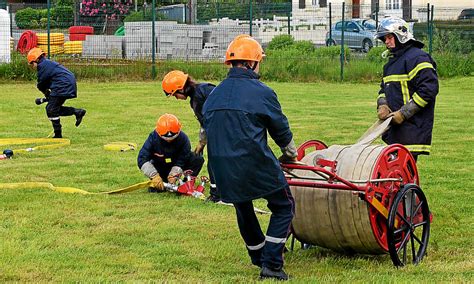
[27,48,86,138]
[137,114,204,191]
[203,35,297,281]
[161,70,221,202]
[375,17,439,161]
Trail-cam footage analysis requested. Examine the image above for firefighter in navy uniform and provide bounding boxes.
[27,48,87,138]
[375,17,439,161]
[137,114,204,191]
[203,35,297,281]
[161,71,221,201]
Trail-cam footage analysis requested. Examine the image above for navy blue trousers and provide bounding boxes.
[233,185,294,269]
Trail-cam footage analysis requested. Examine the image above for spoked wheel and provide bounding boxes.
[296,140,328,161]
[387,183,430,266]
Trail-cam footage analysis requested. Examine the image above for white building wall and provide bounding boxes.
[0,9,11,64]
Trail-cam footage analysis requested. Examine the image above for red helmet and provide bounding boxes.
[155,113,182,141]
[27,47,45,64]
[162,70,188,97]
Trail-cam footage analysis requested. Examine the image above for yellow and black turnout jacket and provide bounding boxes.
[378,43,439,155]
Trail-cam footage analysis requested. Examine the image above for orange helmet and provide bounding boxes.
[27,47,45,64]
[225,35,265,65]
[162,70,189,97]
[155,113,182,141]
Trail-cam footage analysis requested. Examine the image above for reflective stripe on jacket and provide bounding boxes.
[378,44,438,155]
[203,67,293,203]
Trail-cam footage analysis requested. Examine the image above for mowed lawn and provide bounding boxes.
[0,77,472,282]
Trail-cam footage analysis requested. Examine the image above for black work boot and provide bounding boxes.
[51,119,62,138]
[75,109,86,127]
[260,266,289,281]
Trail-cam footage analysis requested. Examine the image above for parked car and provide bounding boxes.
[353,18,377,31]
[458,8,474,20]
[326,20,376,52]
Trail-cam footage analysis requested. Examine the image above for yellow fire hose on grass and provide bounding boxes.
[0,138,71,156]
[0,138,270,213]
[0,180,152,195]
[103,142,137,152]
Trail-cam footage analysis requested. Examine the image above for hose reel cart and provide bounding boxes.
[283,133,431,267]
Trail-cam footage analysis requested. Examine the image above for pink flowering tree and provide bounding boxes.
[80,0,133,20]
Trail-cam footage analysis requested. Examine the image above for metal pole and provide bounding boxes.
[287,11,290,35]
[426,3,430,46]
[151,0,156,79]
[249,0,253,36]
[9,4,12,37]
[340,2,345,81]
[329,3,332,43]
[429,4,434,55]
[375,1,379,47]
[47,0,51,59]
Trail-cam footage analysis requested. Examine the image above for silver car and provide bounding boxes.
[326,20,376,52]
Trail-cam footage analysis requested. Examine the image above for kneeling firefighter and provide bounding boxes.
[137,114,204,191]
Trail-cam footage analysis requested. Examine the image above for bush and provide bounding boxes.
[434,51,473,77]
[367,46,387,62]
[433,29,472,54]
[15,6,73,29]
[54,6,74,28]
[314,46,350,60]
[293,40,315,53]
[0,52,36,81]
[267,34,294,51]
[15,8,39,29]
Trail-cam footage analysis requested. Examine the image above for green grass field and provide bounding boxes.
[0,77,473,282]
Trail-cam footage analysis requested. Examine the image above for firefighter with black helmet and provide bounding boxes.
[137,114,204,191]
[203,35,297,281]
[161,70,221,202]
[375,17,439,161]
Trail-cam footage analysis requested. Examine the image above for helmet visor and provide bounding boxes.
[160,131,179,141]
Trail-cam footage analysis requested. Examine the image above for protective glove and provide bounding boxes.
[389,110,405,125]
[278,154,299,164]
[194,142,205,155]
[35,97,48,105]
[377,104,392,120]
[167,175,177,184]
[150,175,165,191]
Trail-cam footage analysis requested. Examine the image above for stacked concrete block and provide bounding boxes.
[82,35,124,59]
[124,36,154,59]
[122,21,254,61]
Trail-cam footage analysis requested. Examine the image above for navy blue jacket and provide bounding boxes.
[37,58,77,98]
[378,44,438,155]
[137,131,192,178]
[203,67,293,203]
[189,83,215,126]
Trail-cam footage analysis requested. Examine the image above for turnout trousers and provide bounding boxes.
[233,185,295,269]
[45,97,77,137]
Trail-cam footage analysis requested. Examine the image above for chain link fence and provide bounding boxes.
[0,1,472,81]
